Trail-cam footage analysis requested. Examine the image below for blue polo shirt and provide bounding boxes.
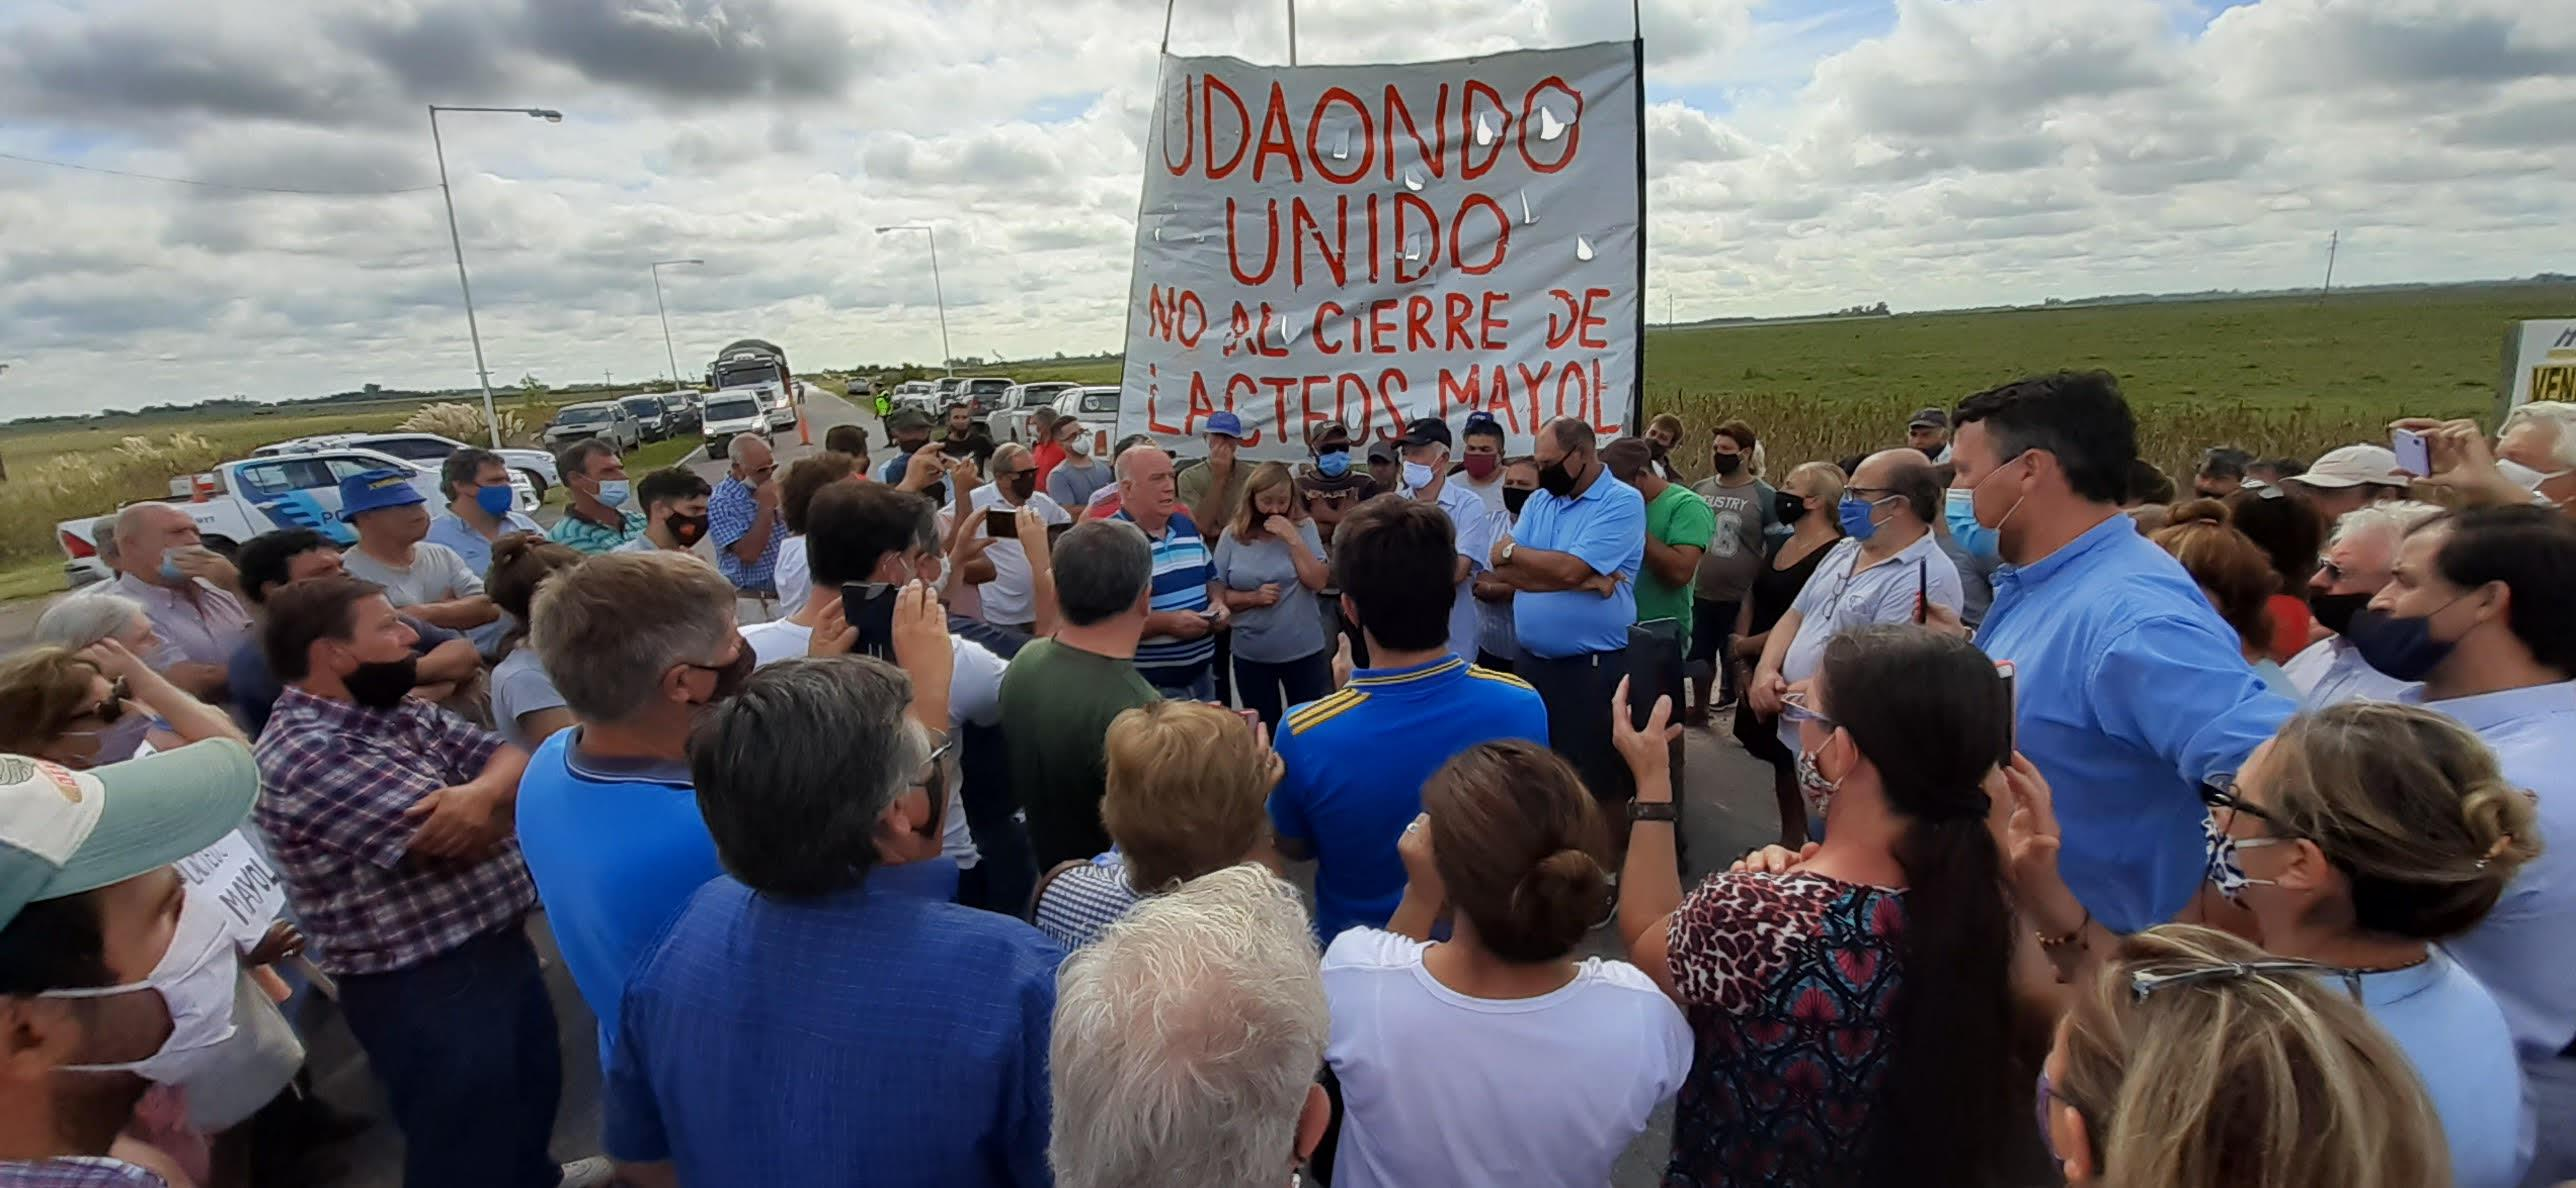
[1974,512,2292,932]
[1112,508,1216,684]
[514,729,725,1065]
[425,509,544,580]
[1511,471,1646,657]
[605,880,1063,1186]
[1270,655,1550,941]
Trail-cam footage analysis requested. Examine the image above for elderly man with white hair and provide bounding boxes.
[2284,499,2444,706]
[2498,401,2576,494]
[1050,863,1332,1188]
[107,502,251,700]
[966,441,1072,633]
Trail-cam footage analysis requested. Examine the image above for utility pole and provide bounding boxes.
[2322,229,2339,298]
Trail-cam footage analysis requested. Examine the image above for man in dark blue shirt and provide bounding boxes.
[606,651,1063,1188]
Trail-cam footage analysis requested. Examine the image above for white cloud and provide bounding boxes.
[0,0,2570,418]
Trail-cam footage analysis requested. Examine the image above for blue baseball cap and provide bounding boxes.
[338,468,426,521]
[1203,411,1245,440]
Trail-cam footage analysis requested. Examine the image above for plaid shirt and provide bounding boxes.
[253,687,535,975]
[707,476,786,593]
[0,1159,166,1188]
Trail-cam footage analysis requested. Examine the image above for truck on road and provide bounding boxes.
[707,339,799,432]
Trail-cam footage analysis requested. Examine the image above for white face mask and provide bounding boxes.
[44,886,242,1087]
[1065,435,1094,458]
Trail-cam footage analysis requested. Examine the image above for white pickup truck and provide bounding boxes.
[55,445,538,589]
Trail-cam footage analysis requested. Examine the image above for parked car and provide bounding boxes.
[661,393,701,434]
[758,383,799,432]
[543,402,643,452]
[253,432,560,502]
[701,391,771,460]
[889,381,939,415]
[55,447,534,589]
[959,377,1014,418]
[1050,385,1122,459]
[931,376,965,409]
[992,382,1079,444]
[620,394,673,442]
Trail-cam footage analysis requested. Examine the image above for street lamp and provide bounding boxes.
[649,258,704,388]
[874,224,954,378]
[430,104,563,446]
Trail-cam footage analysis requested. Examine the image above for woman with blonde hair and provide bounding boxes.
[1029,699,1278,947]
[2042,924,2451,1188]
[2009,700,2536,1186]
[1328,740,1688,1187]
[2151,500,2296,696]
[0,640,241,767]
[1212,460,1332,730]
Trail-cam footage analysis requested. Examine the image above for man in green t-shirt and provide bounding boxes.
[1603,438,1714,633]
[998,519,1162,867]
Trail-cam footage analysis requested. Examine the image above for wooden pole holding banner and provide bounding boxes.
[1626,0,1647,435]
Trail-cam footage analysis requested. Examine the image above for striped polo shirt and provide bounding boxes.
[1113,507,1216,684]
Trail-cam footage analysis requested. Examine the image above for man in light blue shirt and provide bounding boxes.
[2370,504,2576,1184]
[1492,417,1646,810]
[1949,372,2292,934]
[424,448,544,581]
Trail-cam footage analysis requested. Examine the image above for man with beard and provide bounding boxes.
[252,577,600,1187]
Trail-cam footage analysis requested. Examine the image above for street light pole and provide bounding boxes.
[429,104,562,446]
[875,224,954,377]
[650,258,703,387]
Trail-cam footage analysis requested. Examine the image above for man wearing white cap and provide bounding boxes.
[2285,443,2412,521]
[0,740,261,1187]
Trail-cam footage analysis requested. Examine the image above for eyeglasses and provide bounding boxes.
[2035,1071,2072,1161]
[914,733,959,792]
[2128,958,2349,1003]
[1780,690,1833,727]
[78,679,132,725]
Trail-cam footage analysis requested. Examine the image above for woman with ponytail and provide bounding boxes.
[1320,740,1691,1188]
[1618,623,2035,1187]
[2011,699,2540,1187]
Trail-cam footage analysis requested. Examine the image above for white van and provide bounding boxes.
[702,391,772,460]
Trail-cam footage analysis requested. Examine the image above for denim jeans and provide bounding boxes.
[1233,648,1335,732]
[335,924,563,1188]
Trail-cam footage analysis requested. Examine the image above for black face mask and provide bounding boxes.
[1712,453,1744,477]
[689,637,759,705]
[1775,490,1809,524]
[1538,459,1580,497]
[1919,444,1945,461]
[667,513,710,546]
[2310,590,2373,637]
[922,481,948,507]
[1006,474,1037,501]
[1503,486,1533,516]
[345,655,419,710]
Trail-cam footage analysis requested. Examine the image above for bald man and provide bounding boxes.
[1113,442,1225,697]
[1749,448,1964,762]
[108,503,251,699]
[708,433,789,620]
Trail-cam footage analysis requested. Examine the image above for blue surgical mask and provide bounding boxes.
[158,551,185,582]
[1401,461,1435,492]
[1836,495,1886,540]
[1945,488,2000,560]
[2341,603,2465,683]
[596,479,633,509]
[1316,450,1351,478]
[473,484,516,518]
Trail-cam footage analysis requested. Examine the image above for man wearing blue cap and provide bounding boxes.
[335,469,504,655]
[1177,412,1253,535]
[0,740,264,1188]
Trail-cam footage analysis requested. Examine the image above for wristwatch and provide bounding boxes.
[1628,801,1677,824]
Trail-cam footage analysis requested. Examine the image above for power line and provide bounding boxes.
[0,150,439,196]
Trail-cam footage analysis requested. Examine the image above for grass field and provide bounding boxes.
[5,283,2565,598]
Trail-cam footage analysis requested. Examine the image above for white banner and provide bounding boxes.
[1119,42,1644,460]
[173,831,287,951]
[2501,319,2576,412]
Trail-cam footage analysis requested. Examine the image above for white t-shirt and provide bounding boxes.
[1320,929,1692,1188]
[965,485,1070,626]
[737,619,1003,868]
[343,542,504,656]
[774,535,812,614]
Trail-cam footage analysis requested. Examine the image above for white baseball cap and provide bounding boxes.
[0,740,258,926]
[2288,444,2409,491]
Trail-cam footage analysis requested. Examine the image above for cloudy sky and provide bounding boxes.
[1,0,2567,419]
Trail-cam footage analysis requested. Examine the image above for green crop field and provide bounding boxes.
[5,282,2565,599]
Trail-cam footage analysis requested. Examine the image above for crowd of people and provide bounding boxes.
[3,385,2574,1188]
